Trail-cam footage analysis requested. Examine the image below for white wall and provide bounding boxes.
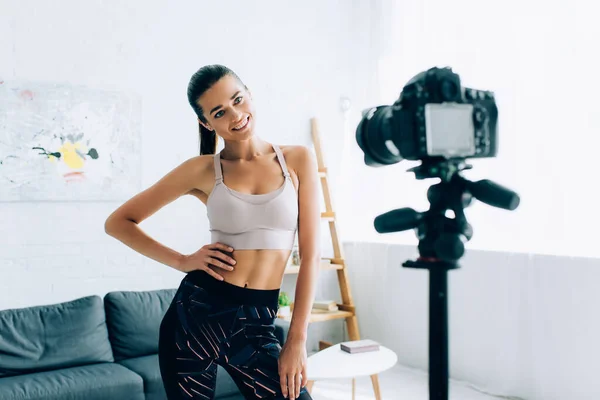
[0,0,375,313]
[345,241,600,400]
[336,0,600,259]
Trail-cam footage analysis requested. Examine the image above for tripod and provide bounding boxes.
[373,159,520,400]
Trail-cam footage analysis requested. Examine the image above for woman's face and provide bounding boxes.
[197,75,256,142]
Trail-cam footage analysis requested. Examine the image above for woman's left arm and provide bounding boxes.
[278,145,321,399]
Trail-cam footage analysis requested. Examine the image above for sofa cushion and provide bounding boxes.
[0,362,144,400]
[104,288,176,360]
[0,296,114,378]
[214,365,243,399]
[118,354,241,399]
[118,354,166,400]
[274,319,289,345]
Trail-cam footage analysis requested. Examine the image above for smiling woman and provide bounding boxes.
[104,64,320,399]
[187,66,258,156]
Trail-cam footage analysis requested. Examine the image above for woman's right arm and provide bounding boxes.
[104,156,233,275]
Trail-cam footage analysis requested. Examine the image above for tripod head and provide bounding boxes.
[374,158,520,269]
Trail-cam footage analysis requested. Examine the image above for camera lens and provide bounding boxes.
[356,106,403,166]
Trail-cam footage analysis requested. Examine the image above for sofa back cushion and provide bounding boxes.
[0,295,114,378]
[104,288,176,361]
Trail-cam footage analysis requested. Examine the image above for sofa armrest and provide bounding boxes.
[274,319,290,345]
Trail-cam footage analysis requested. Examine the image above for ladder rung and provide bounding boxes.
[322,257,344,265]
[319,340,334,350]
[337,303,356,313]
[321,212,335,221]
[278,309,354,323]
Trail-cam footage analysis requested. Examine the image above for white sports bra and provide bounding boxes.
[206,144,298,250]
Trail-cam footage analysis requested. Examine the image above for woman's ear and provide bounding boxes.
[198,118,213,131]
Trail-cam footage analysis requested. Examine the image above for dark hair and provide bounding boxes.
[187,64,245,155]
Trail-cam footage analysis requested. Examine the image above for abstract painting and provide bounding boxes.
[0,79,142,202]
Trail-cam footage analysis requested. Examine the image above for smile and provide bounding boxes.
[232,116,250,131]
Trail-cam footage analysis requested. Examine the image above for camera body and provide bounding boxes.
[356,67,498,166]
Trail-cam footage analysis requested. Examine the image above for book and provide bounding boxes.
[312,300,338,311]
[340,339,380,354]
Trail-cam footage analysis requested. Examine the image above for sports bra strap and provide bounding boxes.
[213,152,223,182]
[272,145,290,178]
[215,145,288,181]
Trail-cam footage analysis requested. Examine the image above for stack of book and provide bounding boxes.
[312,300,338,313]
[340,339,380,354]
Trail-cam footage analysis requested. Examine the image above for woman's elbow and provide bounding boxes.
[104,216,117,236]
[104,213,128,236]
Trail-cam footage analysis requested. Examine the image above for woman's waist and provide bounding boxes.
[212,249,290,290]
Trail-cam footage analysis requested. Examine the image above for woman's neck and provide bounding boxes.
[220,137,272,161]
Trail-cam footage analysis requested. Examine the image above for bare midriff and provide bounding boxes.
[208,249,292,290]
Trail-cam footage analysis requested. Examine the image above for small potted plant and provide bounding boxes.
[278,291,292,318]
[291,245,300,266]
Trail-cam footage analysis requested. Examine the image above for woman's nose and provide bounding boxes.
[231,110,243,121]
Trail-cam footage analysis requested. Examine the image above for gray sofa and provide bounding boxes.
[0,288,289,400]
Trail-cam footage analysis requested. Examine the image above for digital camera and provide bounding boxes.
[356,66,498,166]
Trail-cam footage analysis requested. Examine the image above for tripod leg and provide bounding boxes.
[430,268,449,400]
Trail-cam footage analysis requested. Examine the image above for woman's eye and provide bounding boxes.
[215,110,224,118]
[234,96,243,104]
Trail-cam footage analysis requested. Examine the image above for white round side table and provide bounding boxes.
[306,343,398,399]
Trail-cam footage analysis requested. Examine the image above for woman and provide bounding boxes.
[104,64,319,400]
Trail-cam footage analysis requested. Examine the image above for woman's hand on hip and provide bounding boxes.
[178,242,236,280]
[278,338,308,399]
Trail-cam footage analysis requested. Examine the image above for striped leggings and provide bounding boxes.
[158,270,312,399]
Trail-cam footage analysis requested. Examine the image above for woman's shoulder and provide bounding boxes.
[173,154,215,178]
[277,145,316,171]
[278,144,312,159]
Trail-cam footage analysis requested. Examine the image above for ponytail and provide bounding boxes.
[199,122,218,155]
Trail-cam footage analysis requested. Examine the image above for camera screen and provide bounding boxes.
[425,103,475,158]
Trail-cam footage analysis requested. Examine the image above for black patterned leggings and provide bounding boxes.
[158,270,312,399]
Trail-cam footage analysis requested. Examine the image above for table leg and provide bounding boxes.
[352,378,356,400]
[306,380,314,394]
[370,374,382,399]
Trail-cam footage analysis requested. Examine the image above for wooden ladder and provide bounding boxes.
[280,118,382,399]
[280,117,360,335]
